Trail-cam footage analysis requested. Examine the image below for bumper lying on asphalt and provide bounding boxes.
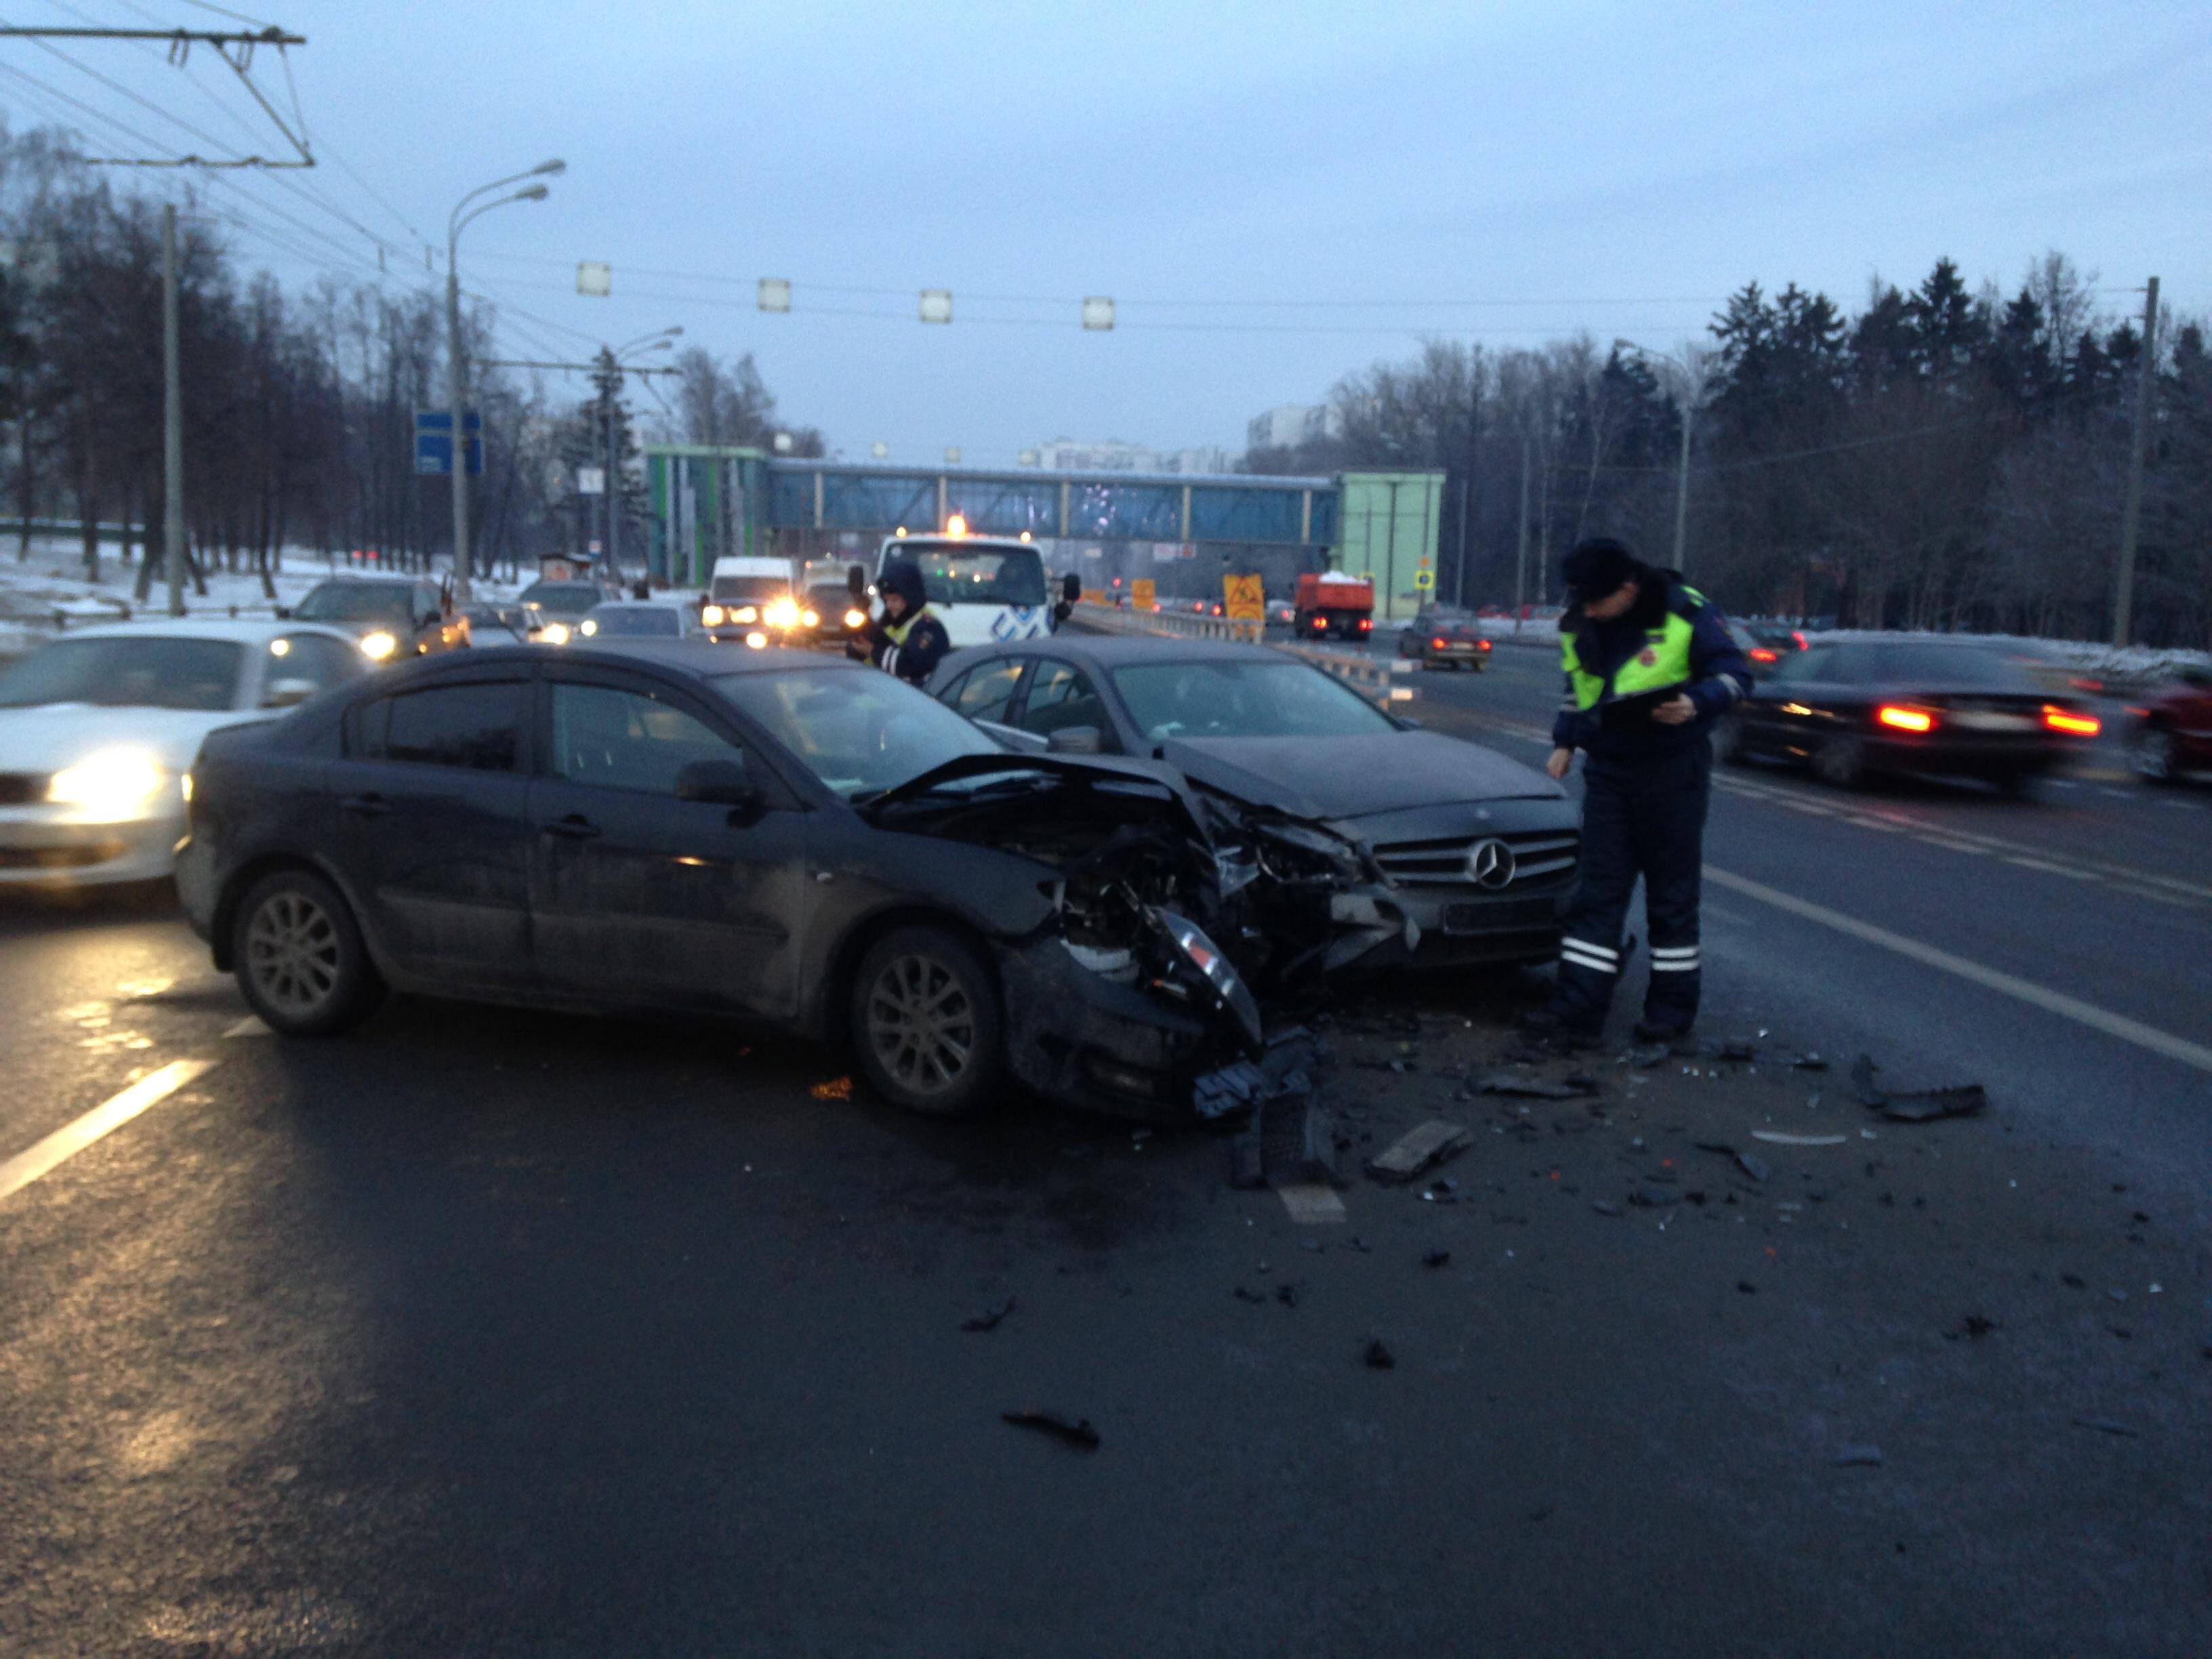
[0,804,183,886]
[996,939,1224,1125]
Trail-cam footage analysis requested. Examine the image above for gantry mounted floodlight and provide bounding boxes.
[533,158,567,176]
[1082,296,1114,331]
[760,278,792,313]
[920,289,952,325]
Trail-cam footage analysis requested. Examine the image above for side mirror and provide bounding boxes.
[262,677,321,710]
[1062,572,1082,604]
[675,758,761,810]
[846,564,867,600]
[272,605,292,620]
[1045,724,1103,755]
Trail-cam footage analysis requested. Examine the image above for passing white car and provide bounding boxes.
[0,619,369,887]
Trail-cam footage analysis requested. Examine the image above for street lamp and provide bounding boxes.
[600,327,682,583]
[1615,338,1701,577]
[445,160,562,600]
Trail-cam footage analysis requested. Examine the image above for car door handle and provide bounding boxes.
[541,815,601,840]
[340,792,388,818]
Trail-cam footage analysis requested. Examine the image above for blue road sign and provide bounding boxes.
[414,410,484,476]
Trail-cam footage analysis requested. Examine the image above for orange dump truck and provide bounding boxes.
[1292,571,1374,640]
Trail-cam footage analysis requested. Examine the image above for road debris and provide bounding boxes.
[1364,1338,1395,1370]
[960,1296,1016,1332]
[1001,1410,1101,1450]
[1751,1129,1849,1147]
[2071,1416,2139,1438]
[1851,1053,1988,1121]
[1478,1073,1600,1100]
[1422,1248,1451,1267]
[1835,1444,1885,1467]
[1948,1312,1998,1340]
[1233,1286,1266,1304]
[1365,1119,1469,1183]
[1590,1200,1624,1216]
[1790,1052,1829,1071]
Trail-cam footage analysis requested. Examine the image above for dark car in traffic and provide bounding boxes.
[928,636,1578,968]
[2125,667,2212,784]
[1719,638,2102,790]
[173,642,1399,1124]
[287,575,465,662]
[1396,605,1493,670]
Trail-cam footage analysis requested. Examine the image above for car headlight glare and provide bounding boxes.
[360,630,398,660]
[701,603,726,626]
[731,605,759,625]
[579,618,599,636]
[48,747,168,813]
[765,598,800,630]
[539,621,572,645]
[744,630,769,649]
[844,608,867,629]
[801,609,820,628]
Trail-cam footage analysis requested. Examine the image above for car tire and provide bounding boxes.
[2129,726,2177,785]
[1715,712,1750,765]
[1812,734,1866,789]
[852,924,1004,1118]
[230,867,384,1036]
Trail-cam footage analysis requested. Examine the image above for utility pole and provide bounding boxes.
[602,352,619,582]
[1671,397,1692,577]
[162,203,185,617]
[1514,437,1530,638]
[2113,274,2159,647]
[444,248,470,602]
[1454,473,1471,609]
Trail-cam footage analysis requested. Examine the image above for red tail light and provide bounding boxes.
[1749,647,1779,663]
[1431,636,1448,650]
[1357,617,1371,630]
[1477,639,1491,651]
[1791,630,1808,649]
[1877,705,1936,733]
[2042,705,2100,736]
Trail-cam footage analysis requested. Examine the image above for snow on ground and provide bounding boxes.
[0,542,525,658]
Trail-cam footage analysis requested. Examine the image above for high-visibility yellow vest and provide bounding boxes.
[883,604,936,647]
[1561,588,1704,710]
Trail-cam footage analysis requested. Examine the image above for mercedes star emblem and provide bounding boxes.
[1467,838,1516,890]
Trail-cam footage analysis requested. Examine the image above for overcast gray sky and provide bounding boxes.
[8,1,2207,463]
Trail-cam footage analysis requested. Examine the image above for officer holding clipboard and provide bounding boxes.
[1521,538,1755,1047]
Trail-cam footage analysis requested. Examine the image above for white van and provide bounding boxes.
[703,555,817,639]
[873,533,1053,649]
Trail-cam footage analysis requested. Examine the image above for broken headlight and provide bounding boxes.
[1151,909,1264,1055]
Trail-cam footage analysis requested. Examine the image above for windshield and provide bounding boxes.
[517,581,605,615]
[1840,644,2040,689]
[885,541,1047,607]
[295,582,415,624]
[1113,659,1397,741]
[0,636,245,711]
[716,667,998,799]
[709,575,790,603]
[583,605,682,638]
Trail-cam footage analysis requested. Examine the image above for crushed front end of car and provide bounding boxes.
[858,754,1409,1123]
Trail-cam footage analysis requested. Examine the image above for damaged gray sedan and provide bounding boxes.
[174,642,1408,1122]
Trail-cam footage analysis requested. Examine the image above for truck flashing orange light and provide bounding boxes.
[945,514,968,537]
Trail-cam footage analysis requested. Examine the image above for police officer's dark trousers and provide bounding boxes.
[1553,739,1711,1030]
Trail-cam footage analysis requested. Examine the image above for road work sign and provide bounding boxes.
[1223,574,1264,621]
[1132,579,1157,611]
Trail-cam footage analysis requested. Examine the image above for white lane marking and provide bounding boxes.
[1705,866,2212,1076]
[223,1015,272,1039]
[0,1059,218,1204]
[2002,855,2100,881]
[1279,1184,1347,1225]
[1918,836,1991,854]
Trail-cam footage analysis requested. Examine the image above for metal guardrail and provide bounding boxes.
[1068,602,1416,705]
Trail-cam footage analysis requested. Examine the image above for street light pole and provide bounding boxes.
[1616,338,1698,576]
[445,160,562,601]
[161,202,185,617]
[602,329,681,588]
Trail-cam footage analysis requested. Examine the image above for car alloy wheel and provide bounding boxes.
[2129,726,2175,783]
[246,889,342,1019]
[231,869,382,1036]
[853,926,1003,1116]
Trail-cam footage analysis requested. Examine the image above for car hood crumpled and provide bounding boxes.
[1160,731,1562,822]
[0,704,260,776]
[858,751,1209,838]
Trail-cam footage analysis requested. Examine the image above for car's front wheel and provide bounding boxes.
[231,867,384,1036]
[852,925,1004,1117]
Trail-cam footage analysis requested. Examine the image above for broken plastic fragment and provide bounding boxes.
[1366,1119,1469,1183]
[961,1296,1016,1332]
[1002,1409,1101,1450]
[1364,1338,1395,1370]
[1834,1444,1884,1467]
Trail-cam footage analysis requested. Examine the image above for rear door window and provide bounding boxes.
[547,682,749,796]
[1017,659,1113,744]
[356,681,527,771]
[954,659,1026,724]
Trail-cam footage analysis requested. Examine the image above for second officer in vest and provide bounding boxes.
[848,559,952,687]
[1523,537,1753,1046]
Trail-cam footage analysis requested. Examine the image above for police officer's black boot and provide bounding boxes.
[1634,939,1700,1045]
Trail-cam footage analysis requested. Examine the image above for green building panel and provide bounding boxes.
[1336,472,1444,620]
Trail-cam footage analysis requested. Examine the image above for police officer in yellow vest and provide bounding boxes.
[1521,537,1755,1047]
[847,559,951,687]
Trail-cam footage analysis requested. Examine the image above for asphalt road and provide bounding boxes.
[1396,638,2212,1207]
[3,647,2210,1655]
